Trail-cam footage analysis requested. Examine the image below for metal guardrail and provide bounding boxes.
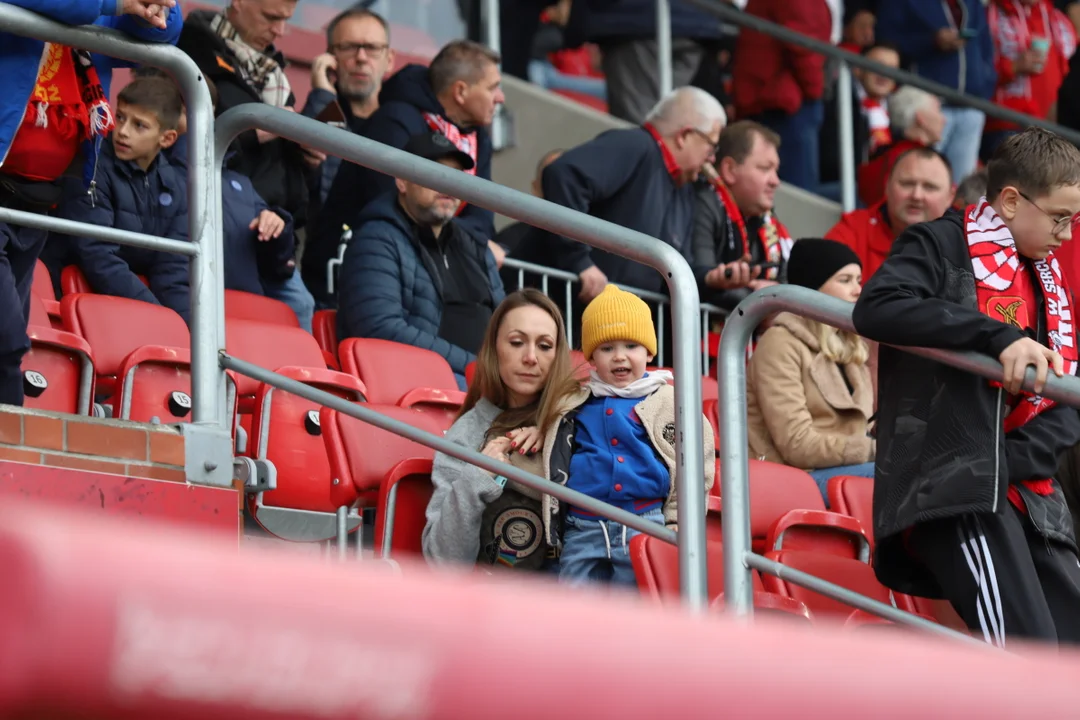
[717,284,1080,637]
[214,103,710,609]
[0,3,232,488]
[501,257,729,369]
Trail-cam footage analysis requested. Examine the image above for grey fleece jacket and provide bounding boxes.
[422,398,506,565]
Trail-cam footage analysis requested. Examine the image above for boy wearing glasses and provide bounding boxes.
[853,127,1080,646]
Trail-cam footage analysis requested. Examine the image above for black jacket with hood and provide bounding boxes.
[308,64,496,308]
[852,210,1080,598]
[177,10,310,228]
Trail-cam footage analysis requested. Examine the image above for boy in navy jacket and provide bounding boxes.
[143,69,296,300]
[56,76,192,323]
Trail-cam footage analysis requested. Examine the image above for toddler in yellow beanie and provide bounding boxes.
[556,284,715,587]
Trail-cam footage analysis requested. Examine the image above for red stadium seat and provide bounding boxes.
[712,591,816,623]
[765,509,872,562]
[60,294,193,423]
[61,265,148,296]
[843,608,939,633]
[762,549,898,619]
[703,398,720,449]
[224,289,300,327]
[828,474,875,548]
[747,460,827,553]
[322,404,440,555]
[32,261,61,329]
[312,309,339,367]
[339,338,465,430]
[629,534,764,604]
[227,319,368,541]
[22,294,95,415]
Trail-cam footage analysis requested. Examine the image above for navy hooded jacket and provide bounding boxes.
[565,0,725,45]
[337,192,505,375]
[168,134,296,296]
[57,140,191,323]
[306,64,495,308]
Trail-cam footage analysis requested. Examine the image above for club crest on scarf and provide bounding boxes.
[966,197,1078,430]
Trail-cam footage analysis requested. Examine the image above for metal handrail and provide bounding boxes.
[684,0,1080,147]
[717,284,1080,633]
[214,104,710,609]
[0,4,231,487]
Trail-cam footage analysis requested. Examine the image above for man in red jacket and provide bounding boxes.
[827,147,955,280]
[732,0,833,192]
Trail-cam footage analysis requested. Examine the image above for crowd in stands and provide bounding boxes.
[6,0,1080,646]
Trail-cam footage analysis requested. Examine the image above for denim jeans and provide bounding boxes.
[261,271,315,332]
[559,506,665,587]
[807,461,875,508]
[937,106,986,184]
[753,99,825,192]
[527,60,608,101]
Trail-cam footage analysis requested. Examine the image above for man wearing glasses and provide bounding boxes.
[300,8,395,305]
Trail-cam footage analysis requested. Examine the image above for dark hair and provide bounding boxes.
[129,69,219,111]
[117,76,183,131]
[888,145,952,181]
[460,289,581,439]
[986,127,1080,202]
[715,120,781,165]
[325,6,389,49]
[428,40,501,95]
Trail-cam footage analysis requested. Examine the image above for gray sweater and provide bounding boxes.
[422,398,505,565]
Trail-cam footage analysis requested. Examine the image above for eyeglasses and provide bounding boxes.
[686,127,719,154]
[330,42,389,58]
[1019,190,1076,237]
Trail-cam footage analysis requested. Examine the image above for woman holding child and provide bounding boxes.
[746,238,875,503]
[423,286,714,585]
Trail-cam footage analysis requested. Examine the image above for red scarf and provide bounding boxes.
[860,96,892,154]
[642,122,682,182]
[423,113,477,219]
[967,199,1078,503]
[714,182,792,280]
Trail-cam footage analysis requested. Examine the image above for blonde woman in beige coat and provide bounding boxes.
[747,238,875,504]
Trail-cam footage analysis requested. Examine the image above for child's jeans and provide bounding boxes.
[559,507,665,587]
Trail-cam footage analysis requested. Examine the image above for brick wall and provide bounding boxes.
[0,404,186,481]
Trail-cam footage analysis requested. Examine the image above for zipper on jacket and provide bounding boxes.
[941,0,970,95]
[992,386,1003,513]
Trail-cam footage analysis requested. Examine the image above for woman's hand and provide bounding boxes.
[507,426,544,456]
[480,436,513,476]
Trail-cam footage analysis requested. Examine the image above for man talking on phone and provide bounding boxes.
[690,120,791,311]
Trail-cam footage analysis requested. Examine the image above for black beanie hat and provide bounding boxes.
[786,238,863,291]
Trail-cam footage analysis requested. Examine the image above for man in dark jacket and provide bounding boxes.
[53,77,192,324]
[310,39,505,310]
[337,132,506,390]
[564,0,726,124]
[177,0,317,330]
[691,120,790,311]
[877,0,996,183]
[542,86,727,302]
[300,8,394,232]
[852,128,1080,646]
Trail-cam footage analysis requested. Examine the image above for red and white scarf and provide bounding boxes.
[715,183,792,280]
[967,198,1078,431]
[988,0,1076,101]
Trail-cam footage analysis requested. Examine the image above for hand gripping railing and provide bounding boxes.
[0,3,232,487]
[214,104,710,608]
[718,284,1080,642]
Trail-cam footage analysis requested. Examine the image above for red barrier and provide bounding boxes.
[0,499,1076,719]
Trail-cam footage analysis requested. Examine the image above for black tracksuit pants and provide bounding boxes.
[909,505,1080,647]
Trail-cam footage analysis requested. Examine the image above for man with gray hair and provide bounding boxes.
[858,85,946,206]
[312,38,506,308]
[542,86,726,301]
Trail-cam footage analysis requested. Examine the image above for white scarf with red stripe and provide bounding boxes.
[967,198,1078,426]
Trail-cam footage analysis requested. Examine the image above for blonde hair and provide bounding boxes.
[459,289,582,439]
[808,319,870,366]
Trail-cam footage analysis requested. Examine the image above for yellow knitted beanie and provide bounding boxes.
[580,284,657,360]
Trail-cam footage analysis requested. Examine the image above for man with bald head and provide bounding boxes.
[827,146,956,280]
[543,86,727,301]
